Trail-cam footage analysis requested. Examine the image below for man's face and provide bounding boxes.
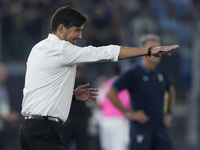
[63,25,84,45]
[144,40,161,65]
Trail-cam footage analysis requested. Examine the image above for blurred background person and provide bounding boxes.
[62,65,92,150]
[0,63,20,150]
[96,64,131,150]
[107,34,176,150]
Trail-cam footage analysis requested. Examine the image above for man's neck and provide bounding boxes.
[141,59,156,71]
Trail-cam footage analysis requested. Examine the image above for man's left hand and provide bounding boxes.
[74,83,98,102]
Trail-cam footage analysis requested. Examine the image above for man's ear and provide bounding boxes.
[54,24,67,40]
[57,24,66,34]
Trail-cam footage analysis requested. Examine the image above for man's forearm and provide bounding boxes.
[118,47,148,60]
[118,45,179,60]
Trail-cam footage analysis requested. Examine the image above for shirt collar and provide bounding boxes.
[138,62,158,73]
[139,63,150,73]
[47,34,61,41]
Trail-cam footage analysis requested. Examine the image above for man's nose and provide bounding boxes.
[77,32,82,39]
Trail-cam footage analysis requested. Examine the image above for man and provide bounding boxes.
[107,34,176,150]
[19,6,178,150]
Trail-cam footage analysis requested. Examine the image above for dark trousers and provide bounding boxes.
[19,119,66,150]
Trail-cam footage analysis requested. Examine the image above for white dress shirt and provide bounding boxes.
[21,34,120,122]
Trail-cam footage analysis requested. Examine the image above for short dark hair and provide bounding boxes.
[51,6,87,32]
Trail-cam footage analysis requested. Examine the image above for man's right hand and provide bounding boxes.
[152,45,179,57]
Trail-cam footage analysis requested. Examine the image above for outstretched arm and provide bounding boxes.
[73,83,98,102]
[118,45,179,60]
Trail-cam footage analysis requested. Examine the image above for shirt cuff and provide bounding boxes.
[109,45,120,62]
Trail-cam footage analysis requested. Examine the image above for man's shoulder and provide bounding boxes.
[33,38,48,48]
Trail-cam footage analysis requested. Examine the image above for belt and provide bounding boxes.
[24,115,63,124]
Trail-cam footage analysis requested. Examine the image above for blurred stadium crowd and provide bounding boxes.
[0,0,200,150]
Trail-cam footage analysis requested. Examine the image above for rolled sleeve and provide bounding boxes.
[60,43,120,65]
[108,45,120,62]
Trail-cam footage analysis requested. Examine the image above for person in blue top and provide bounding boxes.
[107,34,176,150]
